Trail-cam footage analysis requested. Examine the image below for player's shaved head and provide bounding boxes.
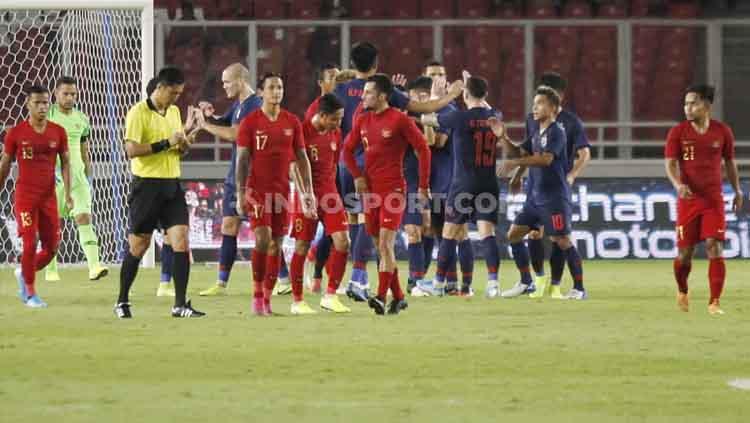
[224,63,251,82]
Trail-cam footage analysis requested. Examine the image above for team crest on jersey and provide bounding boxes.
[283,128,293,136]
[712,140,720,148]
[49,141,57,149]
[330,141,337,151]
[540,135,547,148]
[382,129,392,138]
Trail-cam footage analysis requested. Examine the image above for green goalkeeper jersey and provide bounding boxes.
[49,104,91,177]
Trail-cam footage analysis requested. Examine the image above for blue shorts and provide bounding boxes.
[338,165,362,214]
[429,192,447,230]
[222,181,245,220]
[445,184,500,225]
[402,182,423,226]
[514,200,572,236]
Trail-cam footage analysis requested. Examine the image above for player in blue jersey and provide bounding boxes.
[506,73,590,299]
[501,86,586,300]
[333,42,465,301]
[188,63,265,296]
[423,75,505,298]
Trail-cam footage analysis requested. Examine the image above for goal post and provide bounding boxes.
[0,0,156,267]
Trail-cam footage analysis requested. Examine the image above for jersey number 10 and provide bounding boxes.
[473,131,496,167]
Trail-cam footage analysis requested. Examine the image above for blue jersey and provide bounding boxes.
[334,79,410,163]
[438,106,501,191]
[430,103,457,195]
[525,109,589,173]
[522,122,569,206]
[224,94,263,186]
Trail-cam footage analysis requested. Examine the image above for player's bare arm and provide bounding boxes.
[294,148,318,219]
[235,146,251,216]
[193,105,239,141]
[407,79,464,114]
[725,157,744,213]
[567,147,591,184]
[665,158,693,199]
[124,132,184,158]
[0,153,12,186]
[59,150,74,211]
[81,137,92,178]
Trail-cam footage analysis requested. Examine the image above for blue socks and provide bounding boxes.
[160,243,173,283]
[408,241,425,282]
[549,242,565,286]
[434,238,457,284]
[480,236,500,281]
[527,237,545,277]
[422,235,435,274]
[458,239,474,287]
[217,235,237,284]
[566,246,584,291]
[510,241,533,285]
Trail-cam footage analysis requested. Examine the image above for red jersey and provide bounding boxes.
[3,120,68,198]
[237,108,305,195]
[343,107,431,193]
[304,96,321,122]
[665,119,735,205]
[302,118,340,196]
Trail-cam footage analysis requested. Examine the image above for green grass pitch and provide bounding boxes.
[1,260,749,422]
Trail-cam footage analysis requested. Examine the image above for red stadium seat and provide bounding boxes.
[562,0,592,18]
[630,0,651,16]
[349,1,387,19]
[290,0,321,19]
[526,0,557,18]
[389,1,419,18]
[420,0,454,19]
[668,1,701,18]
[597,2,628,18]
[456,0,490,18]
[254,0,286,19]
[493,2,522,18]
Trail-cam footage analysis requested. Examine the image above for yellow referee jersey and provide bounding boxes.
[124,99,183,178]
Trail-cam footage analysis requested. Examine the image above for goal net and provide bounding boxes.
[0,7,149,265]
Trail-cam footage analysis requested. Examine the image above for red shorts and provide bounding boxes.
[363,189,406,236]
[676,200,726,248]
[245,190,289,238]
[290,192,348,241]
[14,193,60,244]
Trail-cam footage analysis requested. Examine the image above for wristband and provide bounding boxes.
[151,139,170,153]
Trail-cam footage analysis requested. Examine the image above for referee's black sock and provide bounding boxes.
[118,252,141,303]
[172,252,190,307]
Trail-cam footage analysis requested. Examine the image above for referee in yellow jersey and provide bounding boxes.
[114,67,204,319]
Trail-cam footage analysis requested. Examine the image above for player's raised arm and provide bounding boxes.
[405,79,464,114]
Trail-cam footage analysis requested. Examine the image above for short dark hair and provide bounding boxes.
[466,76,488,99]
[316,63,338,82]
[26,85,49,96]
[146,77,158,96]
[350,42,378,73]
[538,72,567,93]
[686,84,715,104]
[407,76,432,93]
[56,76,76,88]
[258,72,283,90]
[366,74,393,97]
[536,86,561,108]
[318,93,344,115]
[157,66,185,86]
[424,60,443,68]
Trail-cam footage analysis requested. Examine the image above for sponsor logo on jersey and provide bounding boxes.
[284,128,293,136]
[382,129,392,138]
[540,135,548,148]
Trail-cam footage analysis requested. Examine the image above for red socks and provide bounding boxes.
[673,258,691,294]
[263,253,280,302]
[325,248,348,294]
[290,252,306,302]
[708,257,725,303]
[377,271,391,300]
[390,269,404,301]
[251,250,267,299]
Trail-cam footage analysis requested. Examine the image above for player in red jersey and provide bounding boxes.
[236,73,316,316]
[342,74,431,315]
[0,85,73,308]
[665,84,743,315]
[304,63,340,122]
[288,93,351,314]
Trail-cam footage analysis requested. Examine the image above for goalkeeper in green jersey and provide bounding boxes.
[44,76,108,281]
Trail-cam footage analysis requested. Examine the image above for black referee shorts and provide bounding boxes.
[127,176,189,235]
